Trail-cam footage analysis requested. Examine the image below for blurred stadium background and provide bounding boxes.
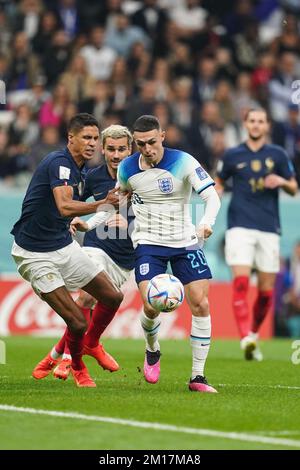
[0,0,300,340]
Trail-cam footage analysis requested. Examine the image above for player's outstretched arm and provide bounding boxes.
[53,186,120,217]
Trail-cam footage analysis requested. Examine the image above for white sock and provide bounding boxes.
[140,311,160,352]
[62,353,72,360]
[190,315,211,379]
[50,347,61,360]
[249,331,258,341]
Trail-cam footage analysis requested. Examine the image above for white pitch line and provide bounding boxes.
[0,404,300,449]
[217,383,300,390]
[255,431,300,437]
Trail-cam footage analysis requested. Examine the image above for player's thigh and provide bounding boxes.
[11,242,65,296]
[225,228,256,267]
[59,241,101,292]
[184,279,210,316]
[135,251,168,286]
[255,231,280,273]
[82,270,123,309]
[170,246,212,285]
[83,246,131,289]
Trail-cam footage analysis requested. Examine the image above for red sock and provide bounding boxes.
[65,329,85,370]
[252,290,273,333]
[56,307,91,357]
[232,276,250,338]
[84,302,118,348]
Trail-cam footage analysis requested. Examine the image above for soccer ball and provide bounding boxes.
[147,274,184,312]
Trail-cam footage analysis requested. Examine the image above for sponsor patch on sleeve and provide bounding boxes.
[59,166,71,180]
[196,166,208,181]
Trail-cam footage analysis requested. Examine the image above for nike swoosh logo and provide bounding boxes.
[198,268,207,274]
[93,191,105,197]
[237,162,247,169]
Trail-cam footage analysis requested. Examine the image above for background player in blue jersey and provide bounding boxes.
[33,125,135,381]
[11,114,123,388]
[118,115,221,393]
[216,108,298,361]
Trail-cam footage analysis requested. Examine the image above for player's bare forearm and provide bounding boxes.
[281,178,298,196]
[53,186,120,217]
[264,174,298,196]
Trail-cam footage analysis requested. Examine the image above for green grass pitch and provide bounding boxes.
[0,336,300,450]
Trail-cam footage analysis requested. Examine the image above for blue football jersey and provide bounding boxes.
[11,147,86,251]
[218,143,295,234]
[82,165,135,270]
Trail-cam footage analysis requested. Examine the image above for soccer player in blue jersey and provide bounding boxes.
[216,108,298,360]
[118,115,221,393]
[11,114,124,388]
[33,125,135,381]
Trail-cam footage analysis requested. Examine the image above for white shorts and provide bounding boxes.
[82,246,132,289]
[11,240,102,296]
[225,227,280,273]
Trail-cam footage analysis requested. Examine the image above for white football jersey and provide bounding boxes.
[117,148,215,248]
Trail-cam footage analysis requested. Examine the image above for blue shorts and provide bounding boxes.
[135,244,212,285]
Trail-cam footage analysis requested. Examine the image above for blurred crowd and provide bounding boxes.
[1,0,300,187]
[275,241,300,338]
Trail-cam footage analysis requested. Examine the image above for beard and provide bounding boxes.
[249,133,263,141]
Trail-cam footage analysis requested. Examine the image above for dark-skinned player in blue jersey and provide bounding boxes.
[11,114,124,388]
[216,108,298,360]
[32,125,135,381]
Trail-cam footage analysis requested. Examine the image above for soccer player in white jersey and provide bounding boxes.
[118,115,221,393]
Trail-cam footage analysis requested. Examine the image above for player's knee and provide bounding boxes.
[108,290,124,309]
[144,303,160,319]
[191,296,209,316]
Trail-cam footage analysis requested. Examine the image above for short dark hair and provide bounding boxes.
[244,108,270,122]
[132,115,160,133]
[67,113,99,134]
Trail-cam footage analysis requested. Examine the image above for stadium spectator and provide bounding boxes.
[13,0,42,40]
[39,81,70,128]
[110,57,133,114]
[7,31,41,91]
[216,108,298,361]
[105,12,151,58]
[272,103,300,185]
[59,54,96,104]
[268,51,298,122]
[79,25,117,81]
[56,0,80,40]
[131,0,168,57]
[27,125,63,171]
[42,29,71,87]
[78,80,111,125]
[32,10,61,56]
